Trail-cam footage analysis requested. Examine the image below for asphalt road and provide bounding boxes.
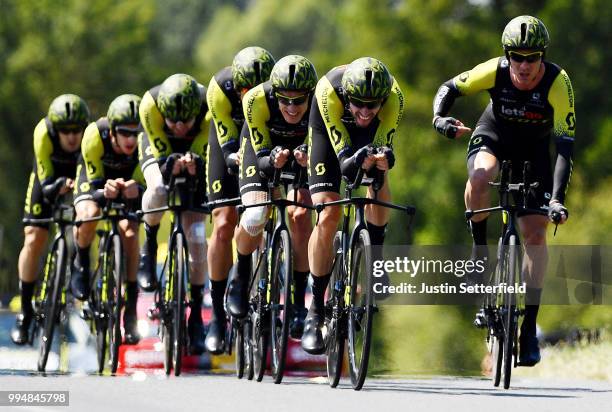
[0,371,610,412]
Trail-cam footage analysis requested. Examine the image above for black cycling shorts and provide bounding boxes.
[206,119,239,202]
[467,106,553,214]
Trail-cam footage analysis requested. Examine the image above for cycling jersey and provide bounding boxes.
[239,81,310,194]
[74,118,144,204]
[433,57,575,203]
[206,67,243,201]
[138,83,210,172]
[308,65,404,194]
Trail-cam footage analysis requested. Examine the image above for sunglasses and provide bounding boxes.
[348,97,383,110]
[508,51,543,63]
[115,127,139,137]
[57,126,83,134]
[275,92,310,106]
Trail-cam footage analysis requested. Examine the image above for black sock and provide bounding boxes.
[522,288,542,336]
[190,283,204,321]
[293,271,309,309]
[311,273,331,310]
[210,279,228,319]
[20,280,35,315]
[77,246,90,270]
[470,219,488,245]
[125,281,138,309]
[367,222,387,246]
[144,223,159,251]
[236,252,252,281]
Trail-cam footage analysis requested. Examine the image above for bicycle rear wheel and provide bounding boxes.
[326,231,345,388]
[502,234,518,389]
[173,232,188,376]
[270,229,292,384]
[37,237,66,373]
[108,234,123,374]
[244,318,255,380]
[347,228,373,390]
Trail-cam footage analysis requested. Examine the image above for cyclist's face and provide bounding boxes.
[165,117,196,137]
[277,90,310,124]
[57,126,84,153]
[348,101,381,128]
[508,49,544,89]
[112,124,139,156]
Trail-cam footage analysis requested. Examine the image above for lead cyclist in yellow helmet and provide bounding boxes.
[432,16,575,366]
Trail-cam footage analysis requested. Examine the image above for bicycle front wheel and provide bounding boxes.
[326,231,345,388]
[270,229,292,384]
[107,234,124,374]
[502,234,519,389]
[37,237,66,373]
[234,319,245,379]
[347,228,374,391]
[173,232,188,377]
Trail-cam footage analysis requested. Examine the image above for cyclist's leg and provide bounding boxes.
[72,170,100,300]
[137,134,166,291]
[183,210,208,354]
[516,147,552,366]
[227,134,268,318]
[119,218,141,344]
[287,187,313,337]
[12,170,51,345]
[303,126,341,353]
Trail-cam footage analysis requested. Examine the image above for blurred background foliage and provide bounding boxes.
[0,0,609,374]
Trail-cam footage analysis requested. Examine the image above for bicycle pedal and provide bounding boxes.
[147,306,161,321]
[473,313,487,329]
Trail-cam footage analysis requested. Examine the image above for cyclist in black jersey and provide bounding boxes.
[226,55,318,339]
[11,94,90,345]
[302,57,404,354]
[71,94,144,343]
[432,16,574,366]
[204,46,275,354]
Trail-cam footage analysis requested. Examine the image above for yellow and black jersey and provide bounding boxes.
[312,65,404,158]
[32,118,81,185]
[206,66,244,151]
[138,83,210,171]
[80,117,144,188]
[243,80,310,156]
[437,57,575,142]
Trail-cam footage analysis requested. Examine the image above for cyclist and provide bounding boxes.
[204,46,275,354]
[302,57,403,354]
[11,94,90,345]
[431,16,574,366]
[226,55,317,341]
[71,94,144,344]
[138,73,210,354]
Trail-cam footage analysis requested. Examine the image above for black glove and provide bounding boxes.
[548,201,568,223]
[41,177,67,203]
[160,153,182,184]
[257,146,284,179]
[189,152,205,178]
[433,116,460,139]
[340,145,372,181]
[376,146,395,170]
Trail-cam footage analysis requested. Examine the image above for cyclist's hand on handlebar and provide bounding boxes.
[548,200,569,224]
[270,146,290,169]
[293,145,308,168]
[121,179,139,199]
[59,178,74,195]
[433,116,472,139]
[104,179,122,199]
[374,146,395,171]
